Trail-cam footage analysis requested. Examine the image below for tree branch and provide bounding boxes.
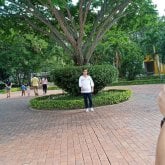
[82,0,92,26]
[47,0,77,49]
[84,0,132,62]
[66,7,78,35]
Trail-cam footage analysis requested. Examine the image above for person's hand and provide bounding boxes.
[91,87,94,93]
[158,85,165,116]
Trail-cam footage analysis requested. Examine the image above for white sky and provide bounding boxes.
[72,0,78,5]
[152,0,165,16]
[72,0,165,16]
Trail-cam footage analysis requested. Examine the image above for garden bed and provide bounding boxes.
[30,89,132,110]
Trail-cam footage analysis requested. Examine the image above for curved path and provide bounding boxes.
[0,85,163,165]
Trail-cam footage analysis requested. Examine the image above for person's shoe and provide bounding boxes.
[86,108,89,112]
[90,108,94,112]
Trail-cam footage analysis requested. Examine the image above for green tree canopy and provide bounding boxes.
[0,0,134,65]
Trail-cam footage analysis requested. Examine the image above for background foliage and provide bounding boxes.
[0,0,165,85]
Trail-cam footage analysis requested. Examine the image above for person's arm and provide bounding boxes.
[89,76,94,92]
[79,76,82,88]
[37,78,40,85]
[155,124,165,165]
[158,87,165,116]
[156,86,165,165]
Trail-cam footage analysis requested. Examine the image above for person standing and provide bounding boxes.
[5,79,12,98]
[41,77,48,95]
[21,84,27,96]
[31,74,39,96]
[26,83,31,96]
[79,69,94,112]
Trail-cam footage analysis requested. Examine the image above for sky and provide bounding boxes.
[152,0,165,16]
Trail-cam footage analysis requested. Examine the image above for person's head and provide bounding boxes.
[6,79,11,85]
[83,69,88,76]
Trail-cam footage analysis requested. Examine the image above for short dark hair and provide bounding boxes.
[83,68,88,72]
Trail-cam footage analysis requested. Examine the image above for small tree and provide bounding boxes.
[120,44,143,80]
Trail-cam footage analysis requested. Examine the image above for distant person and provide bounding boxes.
[26,83,31,96]
[5,79,12,98]
[21,84,27,96]
[31,74,39,96]
[79,69,94,112]
[155,85,165,165]
[41,77,48,95]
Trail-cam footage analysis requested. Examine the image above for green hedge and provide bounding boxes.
[112,78,165,86]
[0,81,5,90]
[30,89,132,110]
[51,65,118,96]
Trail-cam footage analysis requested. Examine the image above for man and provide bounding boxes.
[31,74,39,96]
[155,85,165,165]
[79,69,94,112]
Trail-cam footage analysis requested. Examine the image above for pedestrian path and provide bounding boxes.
[0,89,63,100]
[0,85,163,165]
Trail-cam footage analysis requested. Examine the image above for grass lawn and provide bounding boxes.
[112,75,165,86]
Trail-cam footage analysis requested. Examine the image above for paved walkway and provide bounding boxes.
[0,85,163,165]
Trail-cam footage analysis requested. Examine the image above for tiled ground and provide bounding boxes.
[0,85,163,165]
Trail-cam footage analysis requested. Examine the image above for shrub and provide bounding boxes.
[51,65,118,96]
[30,89,131,110]
[0,81,5,90]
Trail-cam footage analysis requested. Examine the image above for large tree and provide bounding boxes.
[0,0,133,65]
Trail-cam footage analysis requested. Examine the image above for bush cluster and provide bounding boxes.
[0,81,5,90]
[120,45,143,80]
[30,89,131,110]
[51,65,118,96]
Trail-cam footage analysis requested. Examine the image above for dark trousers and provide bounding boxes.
[22,90,25,96]
[43,84,47,94]
[83,93,93,108]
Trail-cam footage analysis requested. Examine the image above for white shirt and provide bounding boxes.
[79,75,94,93]
[42,78,48,85]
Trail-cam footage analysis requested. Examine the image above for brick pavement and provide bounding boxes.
[0,84,163,165]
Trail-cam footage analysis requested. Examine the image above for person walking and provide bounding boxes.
[41,77,48,95]
[79,69,94,112]
[31,74,39,96]
[5,79,12,98]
